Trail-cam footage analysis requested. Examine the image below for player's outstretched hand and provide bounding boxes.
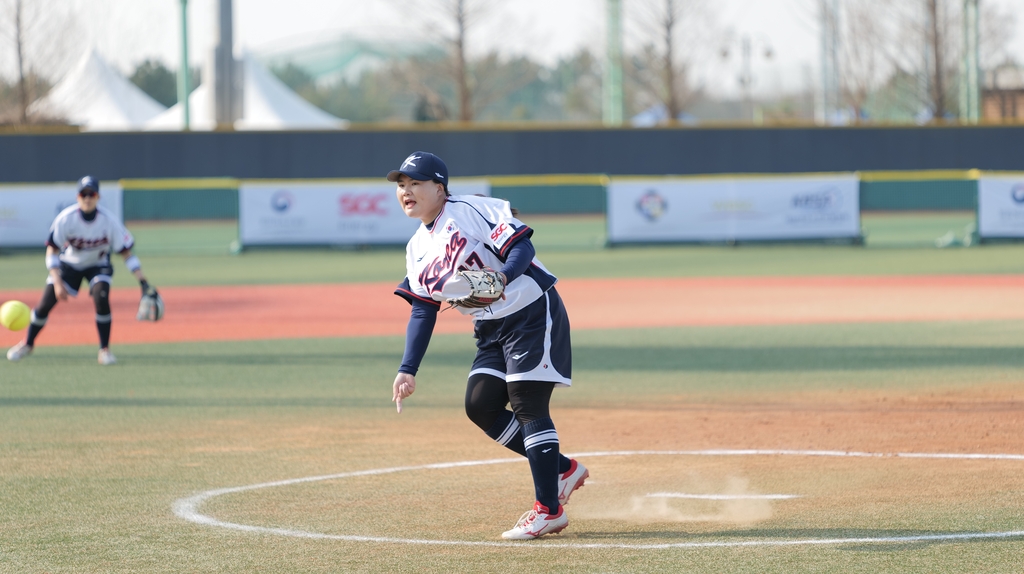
[392,372,416,414]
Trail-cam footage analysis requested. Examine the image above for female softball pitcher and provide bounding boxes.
[388,151,588,540]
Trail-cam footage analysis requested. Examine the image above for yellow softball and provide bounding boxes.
[0,300,31,331]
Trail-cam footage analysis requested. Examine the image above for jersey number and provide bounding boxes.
[462,252,486,271]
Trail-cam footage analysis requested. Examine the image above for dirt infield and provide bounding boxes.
[2,275,1024,347]
[5,275,1024,573]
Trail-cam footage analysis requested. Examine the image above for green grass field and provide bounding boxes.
[2,214,1024,573]
[0,212,1014,290]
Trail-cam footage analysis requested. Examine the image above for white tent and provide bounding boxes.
[30,49,167,131]
[145,53,348,131]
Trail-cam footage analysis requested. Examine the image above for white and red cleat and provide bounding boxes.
[557,458,589,506]
[7,341,33,362]
[98,348,117,366]
[501,501,568,540]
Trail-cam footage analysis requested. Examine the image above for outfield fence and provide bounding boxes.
[114,171,986,222]
[121,178,239,221]
[3,171,1023,249]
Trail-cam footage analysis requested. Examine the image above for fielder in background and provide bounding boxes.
[7,176,160,366]
[388,151,589,540]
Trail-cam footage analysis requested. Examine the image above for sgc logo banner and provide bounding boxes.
[339,194,389,216]
[239,179,490,247]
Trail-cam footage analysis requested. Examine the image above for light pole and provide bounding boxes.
[212,0,240,129]
[959,0,980,123]
[178,0,190,130]
[818,0,840,125]
[603,0,623,126]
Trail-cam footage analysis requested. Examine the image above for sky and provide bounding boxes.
[3,0,1023,99]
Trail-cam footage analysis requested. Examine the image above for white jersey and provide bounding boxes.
[48,205,134,270]
[396,195,557,320]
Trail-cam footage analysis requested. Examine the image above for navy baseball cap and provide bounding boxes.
[77,175,99,194]
[386,152,448,188]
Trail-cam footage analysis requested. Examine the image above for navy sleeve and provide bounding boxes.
[497,225,534,258]
[399,298,438,375]
[394,277,442,308]
[498,237,535,284]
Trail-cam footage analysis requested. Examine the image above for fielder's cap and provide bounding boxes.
[77,175,100,194]
[386,151,448,187]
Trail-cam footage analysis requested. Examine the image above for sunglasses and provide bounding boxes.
[79,190,98,198]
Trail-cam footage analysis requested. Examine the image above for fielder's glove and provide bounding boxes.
[136,281,164,321]
[445,269,506,309]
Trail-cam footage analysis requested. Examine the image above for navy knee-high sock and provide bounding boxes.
[26,311,47,346]
[484,410,527,457]
[96,314,111,349]
[27,286,57,347]
[485,411,572,474]
[521,417,561,513]
[92,283,111,349]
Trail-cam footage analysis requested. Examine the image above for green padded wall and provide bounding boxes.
[490,185,606,215]
[123,188,238,221]
[859,179,977,211]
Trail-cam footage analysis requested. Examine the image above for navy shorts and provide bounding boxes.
[469,287,572,386]
[48,262,114,297]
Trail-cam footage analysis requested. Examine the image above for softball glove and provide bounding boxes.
[137,284,164,321]
[446,269,506,309]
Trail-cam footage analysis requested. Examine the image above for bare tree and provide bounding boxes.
[390,53,454,121]
[978,2,1017,70]
[2,0,36,122]
[625,0,715,124]
[391,0,499,121]
[878,1,973,121]
[392,0,558,122]
[12,0,27,121]
[924,0,949,118]
[441,0,473,121]
[838,0,892,121]
[0,0,80,124]
[861,0,1017,122]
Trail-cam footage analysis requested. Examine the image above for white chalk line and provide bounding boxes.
[646,493,802,500]
[172,449,1024,549]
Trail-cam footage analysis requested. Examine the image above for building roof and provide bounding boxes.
[145,53,347,131]
[29,49,167,131]
[987,62,1024,90]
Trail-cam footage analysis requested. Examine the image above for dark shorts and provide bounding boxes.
[469,287,572,386]
[48,262,113,297]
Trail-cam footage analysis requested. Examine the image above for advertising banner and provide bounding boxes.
[0,183,124,248]
[607,174,860,244]
[977,173,1024,238]
[239,179,490,247]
